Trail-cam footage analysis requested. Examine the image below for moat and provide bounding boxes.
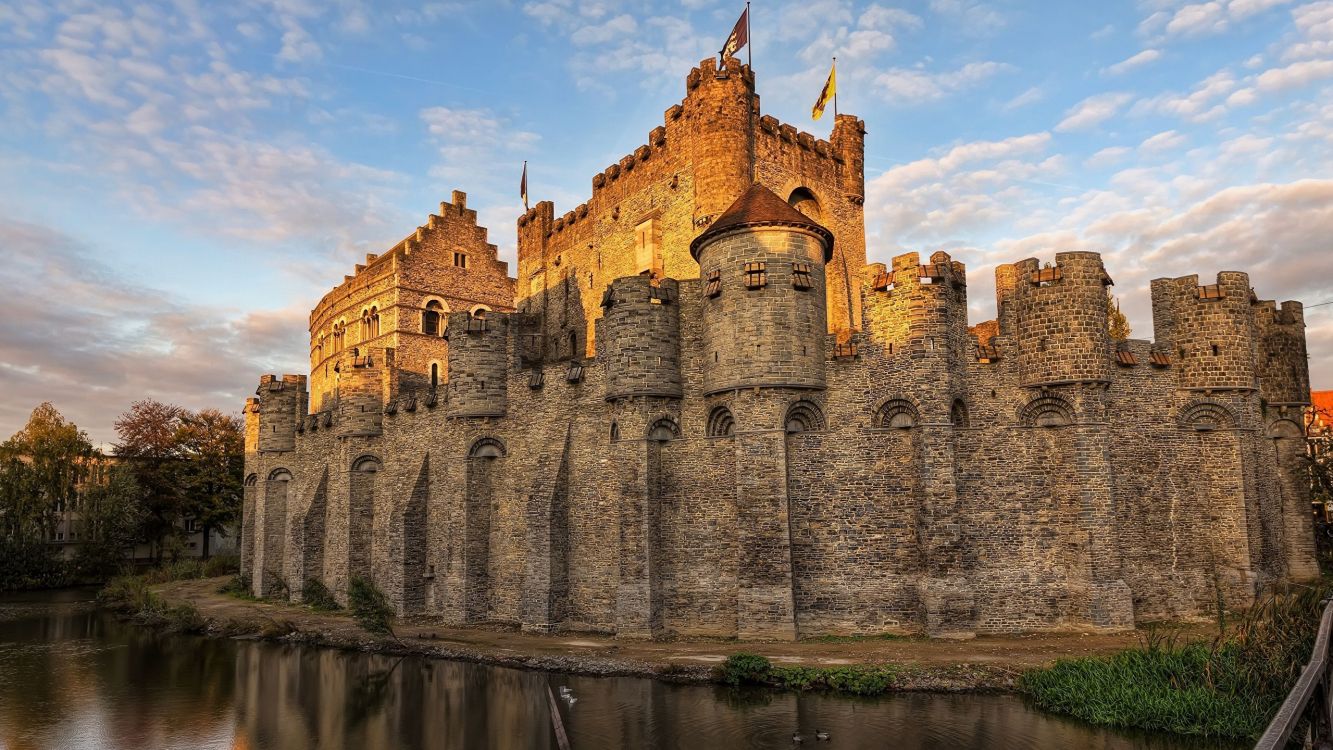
[0,590,1240,750]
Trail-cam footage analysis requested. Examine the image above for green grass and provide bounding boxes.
[718,652,902,695]
[1022,581,1333,740]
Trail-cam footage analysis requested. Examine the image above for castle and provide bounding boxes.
[241,58,1317,639]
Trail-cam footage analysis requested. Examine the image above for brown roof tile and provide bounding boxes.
[689,183,834,261]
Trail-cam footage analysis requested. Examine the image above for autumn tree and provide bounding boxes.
[1107,291,1132,340]
[114,400,185,561]
[174,409,244,558]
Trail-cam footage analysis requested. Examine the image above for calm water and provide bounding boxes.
[0,590,1237,750]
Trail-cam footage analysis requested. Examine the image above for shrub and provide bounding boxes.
[263,570,289,601]
[347,575,394,635]
[823,665,897,695]
[203,555,239,577]
[0,538,71,592]
[720,652,772,686]
[302,578,342,612]
[218,574,255,600]
[166,602,206,633]
[99,574,151,610]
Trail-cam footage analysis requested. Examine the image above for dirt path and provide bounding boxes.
[155,577,1215,691]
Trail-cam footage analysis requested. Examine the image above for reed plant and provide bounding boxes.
[1022,580,1332,739]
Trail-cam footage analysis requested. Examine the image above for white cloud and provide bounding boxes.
[1085,145,1132,168]
[1002,86,1044,111]
[1104,48,1162,75]
[1139,129,1188,152]
[928,0,1006,34]
[1055,92,1133,131]
[277,21,321,63]
[1142,0,1295,39]
[872,61,1013,104]
[569,13,636,46]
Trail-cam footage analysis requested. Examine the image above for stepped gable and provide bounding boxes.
[689,183,834,261]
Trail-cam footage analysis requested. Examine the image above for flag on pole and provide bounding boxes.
[520,161,528,211]
[811,61,836,121]
[721,6,749,60]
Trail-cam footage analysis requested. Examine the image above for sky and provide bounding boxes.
[1,0,1331,446]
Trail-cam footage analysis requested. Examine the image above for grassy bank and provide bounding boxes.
[1021,582,1330,740]
[715,652,1006,695]
[96,556,239,633]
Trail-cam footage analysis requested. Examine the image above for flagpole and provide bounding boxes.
[832,56,838,120]
[748,1,755,184]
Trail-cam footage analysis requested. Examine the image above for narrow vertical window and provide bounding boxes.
[422,300,444,336]
[453,250,469,269]
[744,262,767,289]
[792,262,813,290]
[430,363,439,389]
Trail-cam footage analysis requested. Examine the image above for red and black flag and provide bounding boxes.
[520,161,528,211]
[721,5,749,60]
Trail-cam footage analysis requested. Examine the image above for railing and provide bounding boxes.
[1255,598,1333,749]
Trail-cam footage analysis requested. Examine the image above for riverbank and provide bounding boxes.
[128,576,1217,693]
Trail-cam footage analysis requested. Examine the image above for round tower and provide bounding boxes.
[997,251,1112,387]
[256,374,304,453]
[599,276,683,401]
[1150,272,1257,391]
[691,184,832,396]
[445,311,509,418]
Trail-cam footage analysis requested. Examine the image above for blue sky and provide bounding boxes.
[1,0,1331,444]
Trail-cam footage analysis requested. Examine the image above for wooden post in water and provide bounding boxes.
[546,684,572,750]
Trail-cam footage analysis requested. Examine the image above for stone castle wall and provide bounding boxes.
[239,58,1317,640]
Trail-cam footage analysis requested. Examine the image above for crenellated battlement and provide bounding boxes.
[1151,271,1258,392]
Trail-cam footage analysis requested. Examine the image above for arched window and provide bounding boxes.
[950,399,970,428]
[422,300,445,336]
[610,422,620,441]
[873,399,919,429]
[351,455,382,473]
[469,437,505,459]
[1179,401,1236,432]
[245,474,259,487]
[787,187,823,222]
[268,468,292,482]
[569,330,579,359]
[430,362,440,390]
[470,304,491,319]
[369,306,380,338]
[361,309,372,340]
[785,401,825,433]
[647,417,680,442]
[333,322,345,354]
[1019,395,1074,427]
[707,406,735,437]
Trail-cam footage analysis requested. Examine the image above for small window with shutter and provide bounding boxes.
[705,269,722,297]
[744,262,767,289]
[792,262,813,290]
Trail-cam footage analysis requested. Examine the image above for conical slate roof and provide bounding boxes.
[689,183,834,261]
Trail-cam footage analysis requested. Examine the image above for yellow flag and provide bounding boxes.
[812,61,836,121]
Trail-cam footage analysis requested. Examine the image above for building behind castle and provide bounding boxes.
[241,58,1316,639]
